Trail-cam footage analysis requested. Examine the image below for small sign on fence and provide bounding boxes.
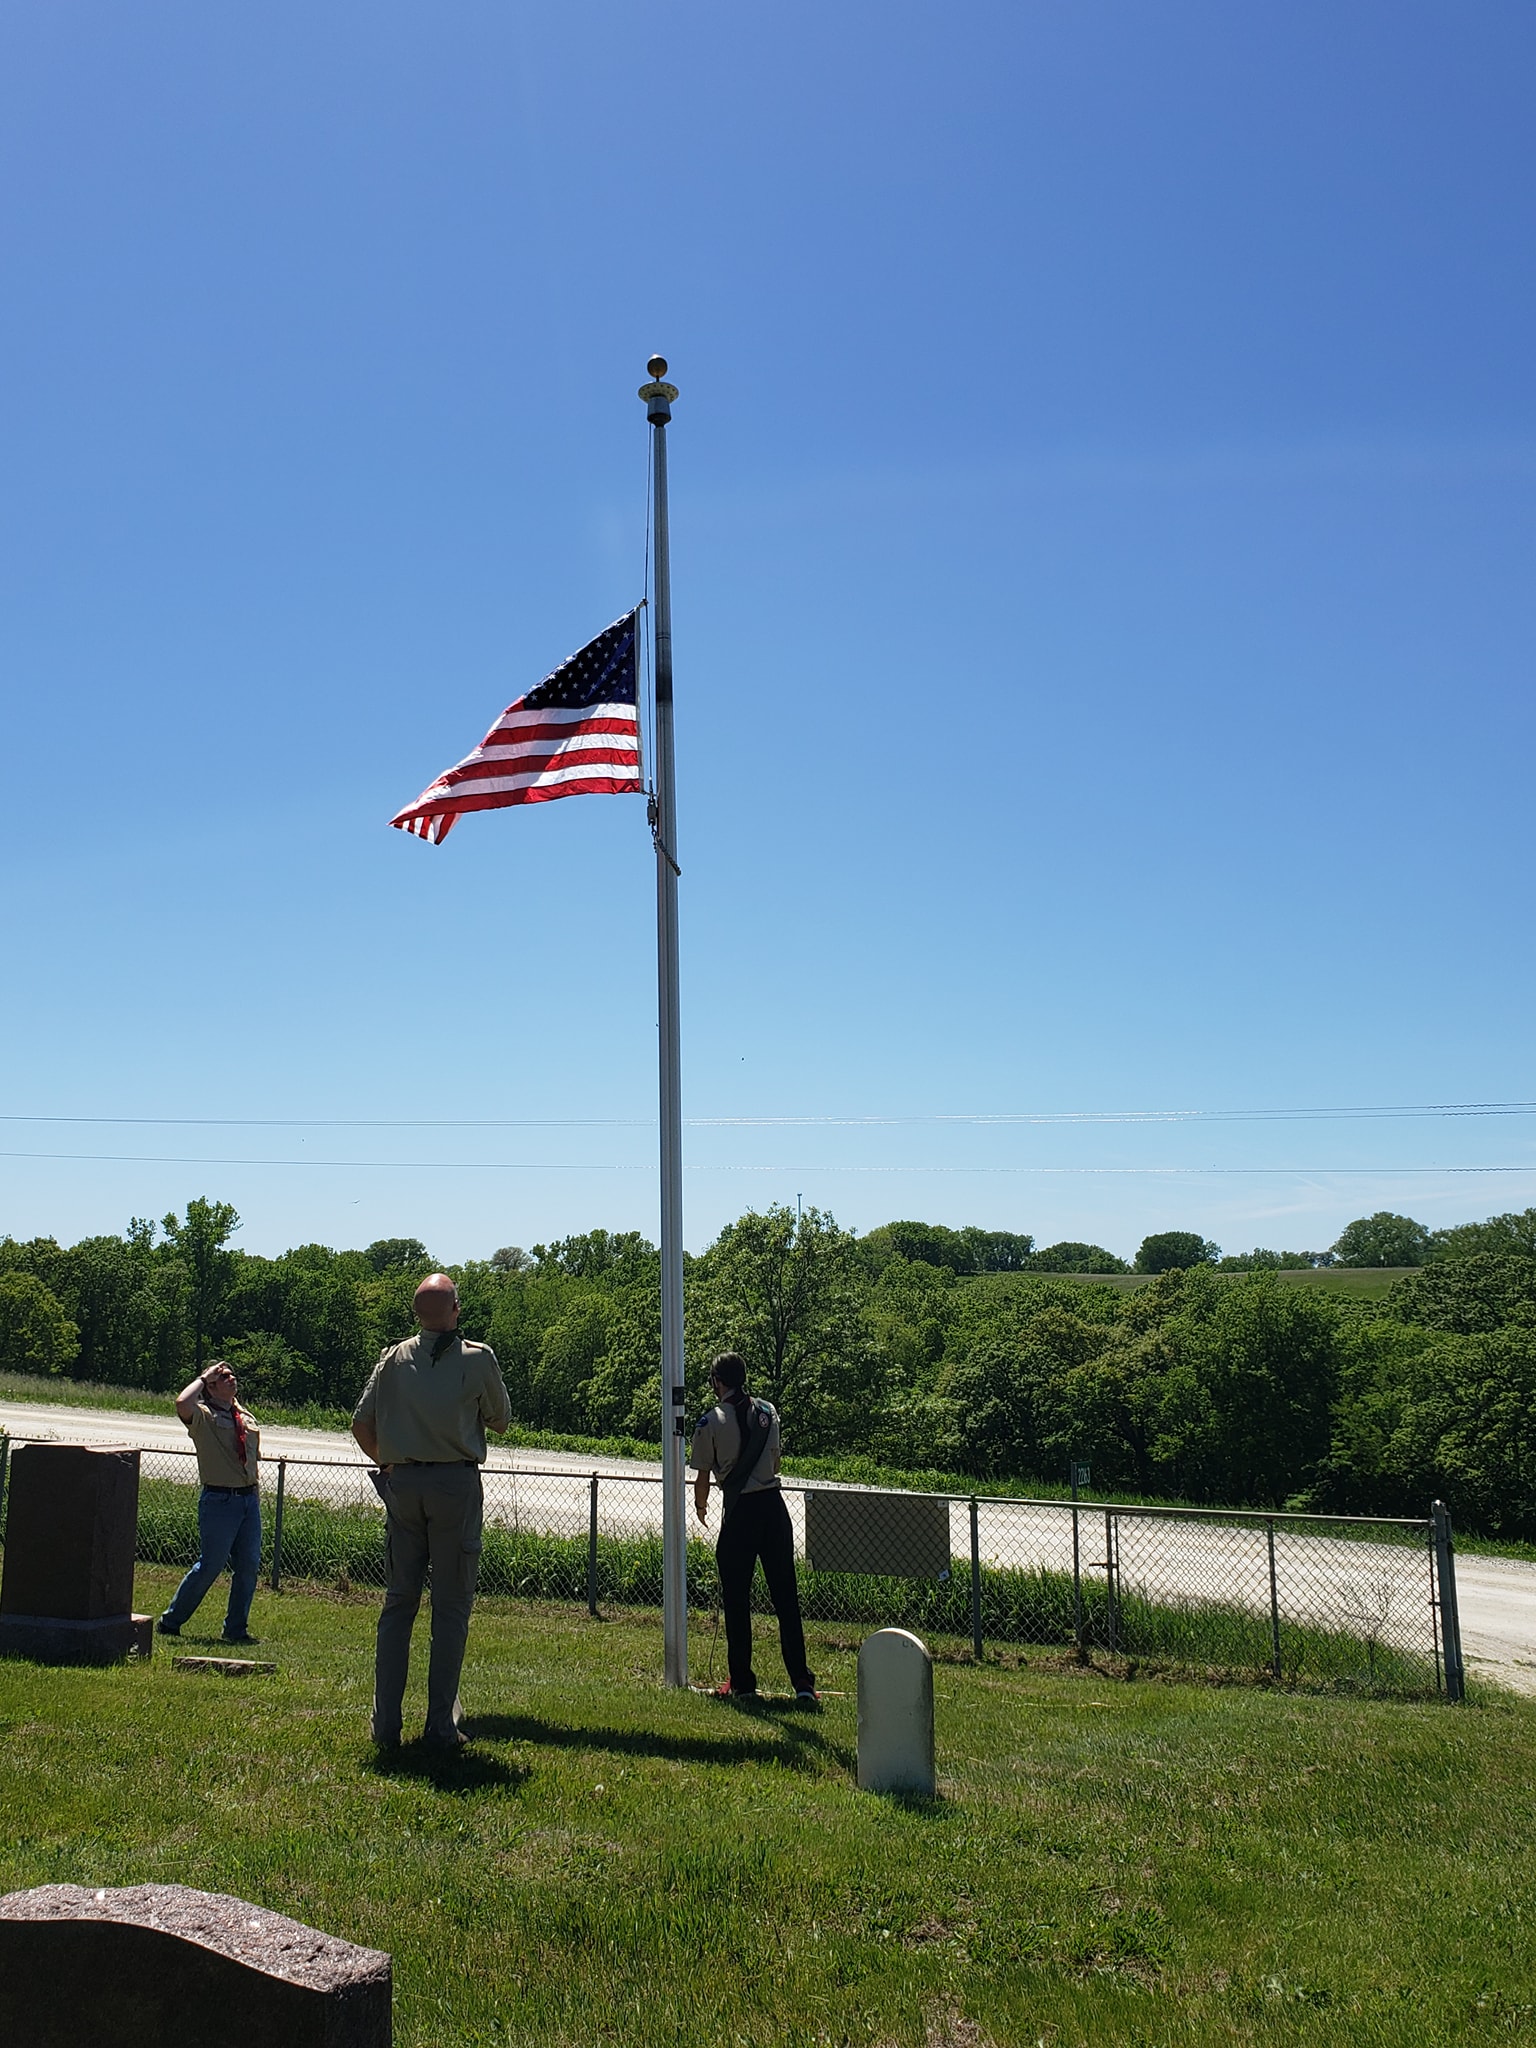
[804,1489,951,1579]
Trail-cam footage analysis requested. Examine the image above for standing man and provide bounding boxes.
[351,1272,511,1749]
[691,1351,817,1703]
[157,1360,262,1644]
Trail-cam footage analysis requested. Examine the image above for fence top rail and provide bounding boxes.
[0,1432,1434,1535]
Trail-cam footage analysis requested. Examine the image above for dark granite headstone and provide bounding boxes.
[0,1443,149,1664]
[0,1442,140,1616]
[0,1884,392,2047]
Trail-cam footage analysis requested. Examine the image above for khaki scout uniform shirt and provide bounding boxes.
[353,1332,512,1467]
[184,1398,261,1489]
[688,1399,782,1495]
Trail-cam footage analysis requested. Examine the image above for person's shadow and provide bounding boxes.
[364,1740,529,1793]
[464,1709,855,1776]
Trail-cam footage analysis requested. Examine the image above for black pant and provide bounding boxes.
[716,1486,814,1694]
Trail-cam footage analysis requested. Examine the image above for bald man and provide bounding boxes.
[352,1274,512,1749]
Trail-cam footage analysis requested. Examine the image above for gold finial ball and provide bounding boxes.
[647,354,668,379]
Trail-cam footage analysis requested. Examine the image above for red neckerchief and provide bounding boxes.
[211,1397,250,1472]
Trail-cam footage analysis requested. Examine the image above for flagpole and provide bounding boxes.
[640,354,688,1688]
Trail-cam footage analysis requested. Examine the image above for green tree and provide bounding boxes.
[940,1301,1112,1480]
[363,1238,434,1275]
[222,1330,318,1405]
[1430,1208,1536,1262]
[1330,1212,1433,1268]
[689,1205,873,1451]
[160,1198,241,1368]
[1154,1273,1341,1506]
[866,1258,958,1382]
[533,1230,658,1286]
[1328,1319,1536,1535]
[1028,1241,1130,1275]
[860,1220,973,1276]
[1385,1253,1536,1336]
[1135,1231,1220,1275]
[958,1227,1035,1274]
[1217,1248,1321,1271]
[0,1271,80,1376]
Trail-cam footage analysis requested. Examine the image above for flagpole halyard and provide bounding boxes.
[640,354,689,1689]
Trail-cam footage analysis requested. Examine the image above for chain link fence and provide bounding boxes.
[0,1436,1461,1696]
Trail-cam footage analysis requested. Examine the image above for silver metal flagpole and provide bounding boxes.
[639,353,688,1687]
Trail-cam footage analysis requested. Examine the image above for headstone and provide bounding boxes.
[0,1444,151,1665]
[0,1884,391,2047]
[857,1626,936,1797]
[804,1489,952,1579]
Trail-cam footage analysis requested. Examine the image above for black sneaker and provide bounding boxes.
[155,1618,180,1637]
[221,1632,260,1646]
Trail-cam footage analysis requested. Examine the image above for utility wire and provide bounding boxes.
[0,1150,1531,1177]
[2,1102,1535,1132]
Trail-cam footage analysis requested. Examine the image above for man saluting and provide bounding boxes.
[351,1273,511,1750]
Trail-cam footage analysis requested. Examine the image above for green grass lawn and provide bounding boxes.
[2,1572,1532,2046]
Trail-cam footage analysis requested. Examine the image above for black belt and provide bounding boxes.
[203,1483,258,1496]
[402,1459,477,1467]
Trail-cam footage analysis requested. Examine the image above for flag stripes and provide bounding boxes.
[390,610,643,844]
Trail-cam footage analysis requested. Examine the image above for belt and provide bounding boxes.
[402,1459,477,1468]
[203,1483,258,1496]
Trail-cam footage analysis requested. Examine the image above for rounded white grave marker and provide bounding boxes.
[857,1627,935,1796]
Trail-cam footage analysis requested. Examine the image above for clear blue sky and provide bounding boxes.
[3,2,1533,1263]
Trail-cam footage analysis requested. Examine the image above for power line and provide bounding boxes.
[0,1149,1531,1177]
[1,1101,1534,1132]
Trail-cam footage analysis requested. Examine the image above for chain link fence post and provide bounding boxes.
[587,1473,600,1617]
[1072,1493,1085,1658]
[1105,1509,1119,1656]
[1266,1518,1282,1680]
[0,1432,9,1545]
[269,1458,287,1591]
[968,1497,983,1661]
[1432,1500,1465,1703]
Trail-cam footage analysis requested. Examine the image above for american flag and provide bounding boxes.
[389,611,643,844]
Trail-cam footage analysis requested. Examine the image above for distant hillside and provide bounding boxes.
[1015,1266,1413,1300]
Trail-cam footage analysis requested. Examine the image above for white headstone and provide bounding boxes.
[857,1627,935,1796]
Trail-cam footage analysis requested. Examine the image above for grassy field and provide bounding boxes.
[1,1576,1532,2046]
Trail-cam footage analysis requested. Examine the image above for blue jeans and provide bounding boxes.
[163,1488,262,1635]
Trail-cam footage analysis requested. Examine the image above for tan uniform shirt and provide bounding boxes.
[689,1398,781,1495]
[184,1399,261,1488]
[353,1332,512,1466]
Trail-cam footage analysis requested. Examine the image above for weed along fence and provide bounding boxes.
[0,1437,1463,1698]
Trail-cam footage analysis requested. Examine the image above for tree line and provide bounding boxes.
[2,1199,1534,1538]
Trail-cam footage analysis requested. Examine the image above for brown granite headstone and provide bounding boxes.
[0,1884,392,2046]
[0,1443,151,1664]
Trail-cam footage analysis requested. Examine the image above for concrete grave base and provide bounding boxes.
[173,1655,276,1676]
[0,1884,391,2047]
[0,1612,153,1665]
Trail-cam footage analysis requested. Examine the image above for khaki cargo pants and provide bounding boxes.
[372,1463,483,1745]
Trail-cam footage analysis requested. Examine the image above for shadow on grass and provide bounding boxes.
[365,1741,530,1794]
[465,1710,854,1774]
